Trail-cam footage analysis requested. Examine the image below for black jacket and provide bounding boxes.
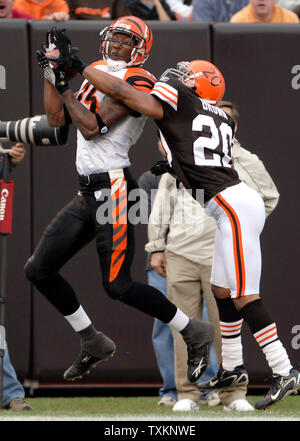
[128,0,176,20]
[0,156,15,180]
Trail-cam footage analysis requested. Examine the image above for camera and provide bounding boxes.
[0,114,69,146]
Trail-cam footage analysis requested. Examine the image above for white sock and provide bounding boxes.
[220,319,244,371]
[254,324,292,376]
[168,308,189,332]
[64,305,91,332]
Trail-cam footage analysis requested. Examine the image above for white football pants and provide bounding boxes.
[205,182,266,298]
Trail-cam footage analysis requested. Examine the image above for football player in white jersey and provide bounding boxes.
[26,17,214,384]
[44,32,300,410]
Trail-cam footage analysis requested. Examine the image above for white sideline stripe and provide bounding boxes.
[0,415,298,421]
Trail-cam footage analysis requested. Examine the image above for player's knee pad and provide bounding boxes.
[24,257,36,281]
[24,256,47,283]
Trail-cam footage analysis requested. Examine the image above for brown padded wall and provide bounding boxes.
[28,21,211,382]
[0,20,31,379]
[213,24,300,382]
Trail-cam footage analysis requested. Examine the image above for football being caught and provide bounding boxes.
[45,49,78,80]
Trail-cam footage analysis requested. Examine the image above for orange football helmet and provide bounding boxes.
[99,16,153,67]
[163,59,225,104]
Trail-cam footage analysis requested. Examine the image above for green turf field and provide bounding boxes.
[0,394,299,421]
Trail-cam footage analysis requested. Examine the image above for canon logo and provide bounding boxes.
[0,188,9,220]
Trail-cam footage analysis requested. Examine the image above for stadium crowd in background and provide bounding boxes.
[128,0,175,21]
[2,0,300,22]
[11,0,70,20]
[192,0,249,22]
[66,0,130,20]
[0,0,35,18]
[230,0,299,22]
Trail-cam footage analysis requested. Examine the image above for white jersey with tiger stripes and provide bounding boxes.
[76,63,147,176]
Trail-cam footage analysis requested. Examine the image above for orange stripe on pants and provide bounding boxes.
[214,194,246,298]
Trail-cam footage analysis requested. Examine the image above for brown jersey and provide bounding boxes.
[150,75,240,203]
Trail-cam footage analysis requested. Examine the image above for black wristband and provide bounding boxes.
[72,56,88,75]
[56,80,70,95]
[95,112,109,135]
[77,62,88,75]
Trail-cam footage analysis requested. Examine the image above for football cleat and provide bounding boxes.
[181,320,214,382]
[64,331,116,381]
[255,368,300,410]
[198,364,249,392]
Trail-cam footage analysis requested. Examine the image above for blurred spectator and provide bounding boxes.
[165,0,192,20]
[278,0,300,9]
[13,0,70,20]
[192,0,248,22]
[67,0,130,20]
[293,4,300,17]
[128,0,175,20]
[0,0,35,18]
[230,0,299,22]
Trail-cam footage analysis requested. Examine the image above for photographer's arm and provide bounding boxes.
[0,143,25,177]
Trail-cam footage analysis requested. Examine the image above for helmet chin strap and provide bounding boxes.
[106,58,127,72]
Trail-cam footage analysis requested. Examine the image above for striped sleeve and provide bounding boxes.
[150,81,178,111]
[124,69,156,94]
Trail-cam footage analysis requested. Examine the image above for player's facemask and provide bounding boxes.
[99,17,152,71]
[162,61,203,92]
[100,31,137,59]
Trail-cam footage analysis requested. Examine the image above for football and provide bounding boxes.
[45,49,78,81]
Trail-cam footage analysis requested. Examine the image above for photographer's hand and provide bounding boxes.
[9,143,26,164]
